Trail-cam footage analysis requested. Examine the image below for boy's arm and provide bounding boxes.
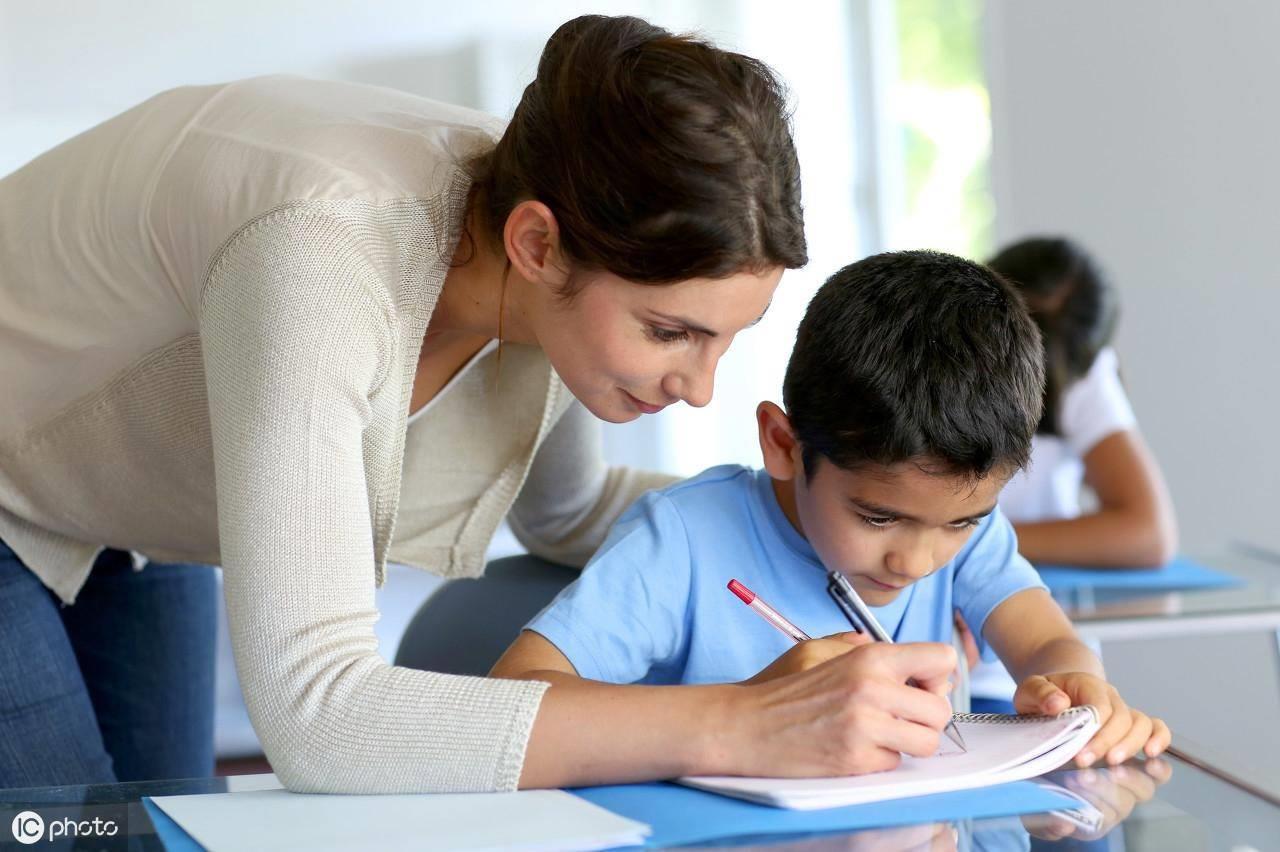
[984,588,1170,766]
[491,630,580,679]
[983,588,1103,687]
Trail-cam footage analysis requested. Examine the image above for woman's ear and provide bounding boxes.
[503,200,570,290]
[757,401,800,481]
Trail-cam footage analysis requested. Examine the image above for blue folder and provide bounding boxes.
[145,781,1073,850]
[1036,555,1240,593]
[570,780,1075,848]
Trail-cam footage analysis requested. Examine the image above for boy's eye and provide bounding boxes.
[950,518,981,530]
[646,325,689,344]
[860,514,897,529]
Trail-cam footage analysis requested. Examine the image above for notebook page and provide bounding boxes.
[680,706,1099,809]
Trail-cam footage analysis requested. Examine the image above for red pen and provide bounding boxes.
[728,578,811,643]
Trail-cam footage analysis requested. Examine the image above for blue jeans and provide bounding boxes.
[0,540,217,789]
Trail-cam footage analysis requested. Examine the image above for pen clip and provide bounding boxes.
[826,575,865,634]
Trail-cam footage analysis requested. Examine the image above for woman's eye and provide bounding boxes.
[860,515,896,529]
[646,325,689,344]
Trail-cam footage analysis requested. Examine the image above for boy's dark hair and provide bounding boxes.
[987,237,1118,436]
[782,250,1044,480]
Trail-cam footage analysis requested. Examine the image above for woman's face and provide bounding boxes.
[533,266,783,423]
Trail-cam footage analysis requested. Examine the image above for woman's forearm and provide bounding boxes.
[1014,509,1177,568]
[517,672,738,787]
[514,641,963,788]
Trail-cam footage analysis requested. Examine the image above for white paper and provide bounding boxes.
[681,706,1100,810]
[149,786,649,852]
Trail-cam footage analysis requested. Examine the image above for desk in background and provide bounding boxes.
[1048,545,1280,814]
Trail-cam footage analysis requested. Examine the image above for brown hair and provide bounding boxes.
[987,237,1119,437]
[469,14,808,289]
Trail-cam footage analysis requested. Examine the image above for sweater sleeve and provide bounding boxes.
[200,210,548,794]
[507,400,679,568]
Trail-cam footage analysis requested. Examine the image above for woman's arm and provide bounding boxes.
[492,631,961,787]
[1013,430,1178,567]
[507,400,678,567]
[203,213,554,795]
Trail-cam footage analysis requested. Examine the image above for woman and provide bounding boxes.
[0,15,956,793]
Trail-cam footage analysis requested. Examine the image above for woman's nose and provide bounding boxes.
[665,356,716,409]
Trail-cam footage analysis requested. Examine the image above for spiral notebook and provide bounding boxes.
[679,706,1100,810]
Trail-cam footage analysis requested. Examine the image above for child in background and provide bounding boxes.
[493,250,1170,771]
[990,236,1178,566]
[964,236,1180,713]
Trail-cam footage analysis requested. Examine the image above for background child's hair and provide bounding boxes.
[469,14,808,292]
[782,250,1044,480]
[987,237,1119,436]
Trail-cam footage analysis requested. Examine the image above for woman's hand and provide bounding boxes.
[742,631,872,685]
[1013,672,1171,766]
[721,642,958,778]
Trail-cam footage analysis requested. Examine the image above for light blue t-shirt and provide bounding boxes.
[526,465,1045,685]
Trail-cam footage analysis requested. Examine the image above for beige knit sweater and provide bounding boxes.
[0,76,673,793]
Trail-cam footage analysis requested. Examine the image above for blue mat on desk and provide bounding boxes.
[570,780,1074,848]
[142,797,203,852]
[1036,556,1240,593]
[145,781,1075,851]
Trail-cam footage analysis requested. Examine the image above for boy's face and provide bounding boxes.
[789,458,1005,606]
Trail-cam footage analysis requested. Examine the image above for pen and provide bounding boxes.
[727,578,811,643]
[827,571,968,753]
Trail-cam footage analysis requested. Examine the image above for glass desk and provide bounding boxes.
[1046,544,1280,817]
[0,756,1275,851]
[1053,545,1280,641]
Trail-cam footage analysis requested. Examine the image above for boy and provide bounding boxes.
[493,251,1170,769]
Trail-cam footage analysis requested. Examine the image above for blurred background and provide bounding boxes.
[3,0,1276,760]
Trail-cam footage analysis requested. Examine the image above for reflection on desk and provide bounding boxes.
[0,754,1273,851]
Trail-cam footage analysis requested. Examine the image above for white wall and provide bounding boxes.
[984,1,1280,556]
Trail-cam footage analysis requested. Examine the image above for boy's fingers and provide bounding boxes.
[1144,718,1172,757]
[1014,676,1063,714]
[1142,755,1173,783]
[1106,712,1153,764]
[1079,699,1132,767]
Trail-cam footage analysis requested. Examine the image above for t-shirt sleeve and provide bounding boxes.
[952,507,1048,662]
[1059,347,1138,457]
[524,490,692,684]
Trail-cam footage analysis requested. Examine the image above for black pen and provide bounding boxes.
[827,571,968,753]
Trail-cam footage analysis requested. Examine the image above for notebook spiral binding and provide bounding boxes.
[952,706,1096,725]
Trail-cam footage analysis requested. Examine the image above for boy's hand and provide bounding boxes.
[743,631,873,685]
[1013,672,1171,767]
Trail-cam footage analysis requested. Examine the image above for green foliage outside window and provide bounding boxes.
[893,0,994,259]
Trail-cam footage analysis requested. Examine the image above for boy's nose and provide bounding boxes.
[887,547,936,581]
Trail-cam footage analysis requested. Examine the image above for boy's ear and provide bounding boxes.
[757,401,801,481]
[503,200,571,290]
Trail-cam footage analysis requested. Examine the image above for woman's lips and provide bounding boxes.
[623,390,666,415]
